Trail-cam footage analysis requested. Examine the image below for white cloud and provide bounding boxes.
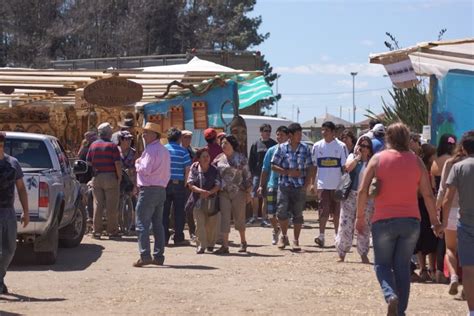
[336,79,369,89]
[275,62,386,77]
[320,54,331,62]
[361,40,374,47]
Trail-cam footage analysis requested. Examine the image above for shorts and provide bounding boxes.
[266,187,278,216]
[320,190,340,218]
[457,221,474,266]
[251,176,261,198]
[446,207,459,231]
[276,185,305,224]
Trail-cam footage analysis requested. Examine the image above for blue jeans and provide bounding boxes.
[163,181,186,243]
[135,187,166,261]
[371,217,420,316]
[0,210,17,287]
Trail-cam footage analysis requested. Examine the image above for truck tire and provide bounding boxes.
[35,223,59,265]
[59,200,87,248]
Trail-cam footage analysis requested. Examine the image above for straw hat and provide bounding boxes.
[142,122,161,135]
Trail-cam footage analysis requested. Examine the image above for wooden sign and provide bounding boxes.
[170,106,184,130]
[84,77,143,107]
[192,101,208,129]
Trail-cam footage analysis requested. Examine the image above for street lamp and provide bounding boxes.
[275,74,281,116]
[350,72,358,125]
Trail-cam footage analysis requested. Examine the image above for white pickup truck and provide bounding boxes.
[4,132,88,264]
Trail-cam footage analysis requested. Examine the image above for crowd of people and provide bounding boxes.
[1,116,473,315]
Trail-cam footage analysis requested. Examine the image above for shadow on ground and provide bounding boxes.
[0,292,66,303]
[10,243,104,272]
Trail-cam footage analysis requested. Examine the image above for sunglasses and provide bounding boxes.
[359,144,371,149]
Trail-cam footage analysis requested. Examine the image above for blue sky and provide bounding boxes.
[251,0,474,124]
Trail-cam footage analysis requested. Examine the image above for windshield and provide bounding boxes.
[4,139,53,169]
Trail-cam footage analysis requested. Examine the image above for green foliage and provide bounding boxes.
[366,86,429,133]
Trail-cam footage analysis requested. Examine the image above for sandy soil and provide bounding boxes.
[0,211,467,315]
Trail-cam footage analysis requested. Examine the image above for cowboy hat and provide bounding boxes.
[142,122,162,135]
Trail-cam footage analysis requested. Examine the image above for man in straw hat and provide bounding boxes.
[133,122,170,267]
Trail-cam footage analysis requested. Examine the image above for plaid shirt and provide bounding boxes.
[271,141,313,188]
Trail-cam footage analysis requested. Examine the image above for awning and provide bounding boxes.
[237,75,275,109]
[369,38,474,88]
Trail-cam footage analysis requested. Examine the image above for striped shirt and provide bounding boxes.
[86,139,121,174]
[165,142,191,181]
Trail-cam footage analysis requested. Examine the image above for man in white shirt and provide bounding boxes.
[310,121,348,247]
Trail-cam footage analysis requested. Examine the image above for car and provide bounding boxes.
[5,132,88,264]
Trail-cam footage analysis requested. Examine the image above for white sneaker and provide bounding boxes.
[272,228,280,245]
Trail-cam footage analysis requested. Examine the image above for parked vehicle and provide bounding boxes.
[4,132,88,265]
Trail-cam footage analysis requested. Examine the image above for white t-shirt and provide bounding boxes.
[312,139,347,190]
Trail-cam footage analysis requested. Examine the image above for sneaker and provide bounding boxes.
[419,269,431,283]
[206,247,214,252]
[133,258,153,267]
[238,242,248,253]
[246,217,257,225]
[314,236,325,248]
[196,246,205,254]
[448,279,459,295]
[272,228,281,245]
[292,240,301,252]
[260,219,271,228]
[387,295,399,316]
[278,235,289,249]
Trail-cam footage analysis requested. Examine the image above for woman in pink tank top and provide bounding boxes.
[355,123,443,316]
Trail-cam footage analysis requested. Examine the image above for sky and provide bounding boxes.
[251,0,474,124]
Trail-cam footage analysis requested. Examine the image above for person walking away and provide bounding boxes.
[413,144,438,282]
[432,133,457,283]
[204,128,223,162]
[371,123,386,153]
[437,145,466,296]
[133,122,170,267]
[77,131,97,223]
[186,148,221,254]
[213,135,252,254]
[86,122,122,239]
[443,130,474,314]
[0,132,29,294]
[247,124,277,227]
[257,126,289,245]
[335,136,374,263]
[163,127,192,246]
[356,123,443,316]
[181,130,197,241]
[310,121,348,247]
[271,123,314,251]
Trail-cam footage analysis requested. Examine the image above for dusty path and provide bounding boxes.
[1,211,467,315]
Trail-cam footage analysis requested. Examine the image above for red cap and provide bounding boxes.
[204,128,217,140]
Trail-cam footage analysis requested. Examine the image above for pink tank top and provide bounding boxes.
[372,150,421,223]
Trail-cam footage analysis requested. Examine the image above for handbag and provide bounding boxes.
[334,172,353,201]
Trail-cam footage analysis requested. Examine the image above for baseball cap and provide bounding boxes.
[182,130,193,136]
[204,128,217,140]
[98,122,112,133]
[372,123,385,134]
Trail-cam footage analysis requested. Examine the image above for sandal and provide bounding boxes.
[213,246,229,255]
[238,242,248,253]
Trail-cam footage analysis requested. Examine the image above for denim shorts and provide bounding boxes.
[251,176,261,198]
[266,187,278,216]
[457,221,474,266]
[276,185,305,224]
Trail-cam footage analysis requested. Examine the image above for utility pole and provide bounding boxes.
[297,106,300,123]
[275,74,281,116]
[351,72,358,125]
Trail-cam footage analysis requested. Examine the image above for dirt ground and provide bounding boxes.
[1,211,468,315]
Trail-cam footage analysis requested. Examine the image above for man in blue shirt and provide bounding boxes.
[271,123,314,251]
[371,123,386,153]
[163,127,192,245]
[258,126,289,245]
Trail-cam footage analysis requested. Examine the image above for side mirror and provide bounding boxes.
[73,160,88,175]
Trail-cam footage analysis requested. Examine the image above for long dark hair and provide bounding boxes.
[223,135,239,151]
[357,136,374,160]
[437,133,457,157]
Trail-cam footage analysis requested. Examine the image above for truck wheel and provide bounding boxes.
[35,224,58,265]
[59,200,87,248]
